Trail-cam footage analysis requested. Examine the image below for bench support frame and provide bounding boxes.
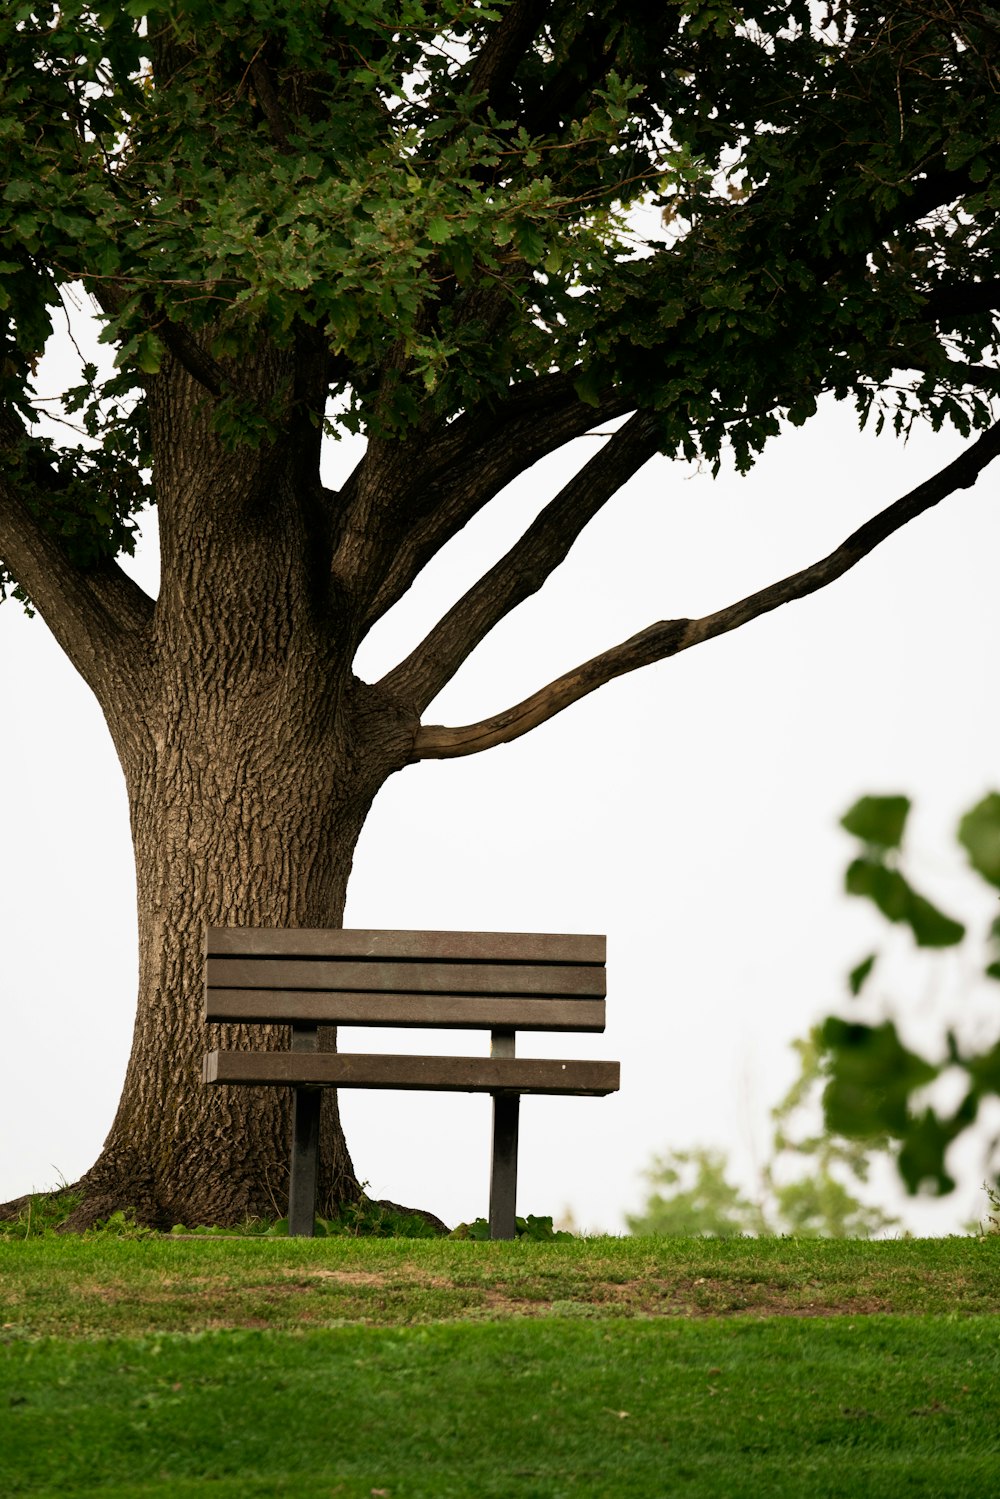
[488,1028,519,1240]
[284,1024,525,1239]
[288,1023,321,1237]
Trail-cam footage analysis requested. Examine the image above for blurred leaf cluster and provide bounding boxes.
[821,793,1000,1196]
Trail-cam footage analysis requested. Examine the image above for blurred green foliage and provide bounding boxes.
[628,1029,900,1238]
[820,793,1000,1196]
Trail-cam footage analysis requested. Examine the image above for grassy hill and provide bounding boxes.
[2,1235,998,1496]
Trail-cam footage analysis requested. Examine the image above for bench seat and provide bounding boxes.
[204,1050,619,1095]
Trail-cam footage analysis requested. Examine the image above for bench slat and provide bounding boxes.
[204,990,607,1032]
[204,1050,620,1098]
[206,957,606,998]
[206,927,605,965]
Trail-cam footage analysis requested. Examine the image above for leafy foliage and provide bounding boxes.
[0,1186,83,1238]
[448,1213,574,1241]
[169,1194,447,1238]
[627,1030,900,1238]
[981,1180,1000,1235]
[4,3,1000,599]
[839,794,966,948]
[626,1146,767,1238]
[821,792,1000,1196]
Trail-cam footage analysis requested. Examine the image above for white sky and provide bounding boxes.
[2,316,999,1234]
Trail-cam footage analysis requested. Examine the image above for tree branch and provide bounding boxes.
[249,57,293,154]
[155,317,229,397]
[466,0,546,104]
[923,278,1000,323]
[412,416,1000,760]
[0,489,154,689]
[380,411,660,711]
[0,419,154,700]
[347,377,634,631]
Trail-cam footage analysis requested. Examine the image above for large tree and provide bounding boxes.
[2,1,1000,1227]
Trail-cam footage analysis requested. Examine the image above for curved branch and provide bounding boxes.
[412,416,1000,760]
[351,378,634,630]
[380,411,660,711]
[0,417,154,699]
[0,487,154,689]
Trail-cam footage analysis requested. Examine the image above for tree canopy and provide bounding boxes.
[4,2,1000,742]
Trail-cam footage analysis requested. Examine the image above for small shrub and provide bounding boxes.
[170,1195,446,1240]
[0,1187,83,1239]
[84,1208,157,1240]
[448,1214,574,1242]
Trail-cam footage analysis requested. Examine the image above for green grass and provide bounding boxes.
[3,1316,998,1496]
[2,1234,998,1336]
[1,1237,998,1495]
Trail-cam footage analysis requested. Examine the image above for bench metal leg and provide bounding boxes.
[489,1093,520,1240]
[489,1026,519,1240]
[289,1086,321,1236]
[288,1022,321,1236]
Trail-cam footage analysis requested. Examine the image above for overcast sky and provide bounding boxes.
[2,314,999,1234]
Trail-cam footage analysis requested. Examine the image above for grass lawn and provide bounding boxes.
[2,1236,998,1496]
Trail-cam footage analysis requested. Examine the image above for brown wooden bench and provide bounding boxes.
[203,926,619,1238]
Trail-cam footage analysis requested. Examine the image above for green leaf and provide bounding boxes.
[845,858,964,947]
[845,857,909,920]
[965,1038,1000,1095]
[136,332,164,376]
[848,953,876,996]
[840,795,911,849]
[957,792,1000,888]
[905,890,966,948]
[514,222,545,264]
[821,1018,938,1138]
[2,179,34,203]
[574,367,602,407]
[897,1096,977,1196]
[426,215,450,244]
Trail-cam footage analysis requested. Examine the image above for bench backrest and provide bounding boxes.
[204,927,607,1034]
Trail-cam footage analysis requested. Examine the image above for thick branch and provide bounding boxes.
[348,377,634,631]
[249,58,293,154]
[86,279,235,401]
[412,417,1000,760]
[0,484,154,691]
[380,411,660,711]
[0,414,154,698]
[155,318,229,397]
[467,0,546,103]
[923,278,1000,323]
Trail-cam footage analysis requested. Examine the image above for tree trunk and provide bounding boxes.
[55,347,421,1229]
[64,663,413,1229]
